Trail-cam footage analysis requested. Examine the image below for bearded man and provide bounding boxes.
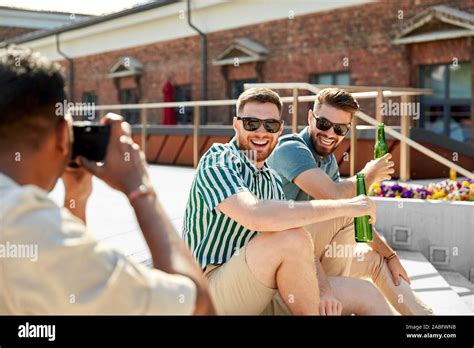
[267,88,433,315]
[182,87,394,315]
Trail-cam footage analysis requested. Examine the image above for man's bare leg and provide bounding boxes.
[351,246,433,315]
[247,228,320,315]
[307,217,432,315]
[328,276,394,315]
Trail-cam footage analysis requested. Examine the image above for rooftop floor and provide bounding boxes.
[49,165,473,315]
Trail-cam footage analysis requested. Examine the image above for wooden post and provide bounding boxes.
[376,89,383,123]
[350,115,358,176]
[193,106,200,168]
[140,108,147,156]
[292,88,299,134]
[400,95,411,181]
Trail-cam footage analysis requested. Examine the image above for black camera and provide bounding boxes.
[71,122,111,163]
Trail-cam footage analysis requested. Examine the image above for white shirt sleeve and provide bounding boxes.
[0,184,196,315]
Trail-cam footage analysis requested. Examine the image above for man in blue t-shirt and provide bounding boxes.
[268,88,433,315]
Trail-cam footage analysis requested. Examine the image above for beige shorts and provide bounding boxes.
[205,217,355,316]
[204,245,277,315]
[304,215,355,277]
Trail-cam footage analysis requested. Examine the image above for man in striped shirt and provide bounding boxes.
[183,87,393,315]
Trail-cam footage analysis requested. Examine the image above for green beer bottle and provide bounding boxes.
[354,173,373,242]
[374,123,389,159]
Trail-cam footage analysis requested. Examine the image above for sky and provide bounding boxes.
[0,0,153,15]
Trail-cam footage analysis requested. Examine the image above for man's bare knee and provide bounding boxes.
[273,228,314,256]
[356,279,391,314]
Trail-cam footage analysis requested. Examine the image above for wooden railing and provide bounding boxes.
[81,83,473,181]
[245,83,435,180]
[245,83,473,181]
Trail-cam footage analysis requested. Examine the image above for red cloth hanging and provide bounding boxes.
[162,80,176,125]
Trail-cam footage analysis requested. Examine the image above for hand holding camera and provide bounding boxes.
[78,113,151,196]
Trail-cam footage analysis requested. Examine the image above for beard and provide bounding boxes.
[310,130,341,157]
[237,133,278,165]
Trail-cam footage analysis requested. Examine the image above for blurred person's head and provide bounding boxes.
[0,46,72,191]
[307,88,359,157]
[233,87,284,167]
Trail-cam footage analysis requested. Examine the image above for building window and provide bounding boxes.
[230,79,258,116]
[419,62,472,142]
[83,91,97,105]
[119,88,139,124]
[81,91,98,121]
[310,72,350,86]
[175,84,193,124]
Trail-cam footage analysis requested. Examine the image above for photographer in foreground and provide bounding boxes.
[0,46,214,315]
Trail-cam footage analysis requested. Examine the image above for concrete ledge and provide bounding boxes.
[398,251,472,315]
[374,197,474,279]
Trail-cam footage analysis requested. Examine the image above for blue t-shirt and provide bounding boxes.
[267,127,341,201]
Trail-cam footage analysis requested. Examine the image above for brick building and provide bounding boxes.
[1,0,473,177]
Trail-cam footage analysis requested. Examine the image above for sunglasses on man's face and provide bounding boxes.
[236,116,283,133]
[311,111,351,136]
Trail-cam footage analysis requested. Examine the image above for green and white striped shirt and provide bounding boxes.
[182,138,285,270]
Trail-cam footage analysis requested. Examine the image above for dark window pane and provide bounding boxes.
[449,62,472,99]
[420,65,446,99]
[80,92,97,120]
[422,104,445,135]
[120,89,139,124]
[175,84,193,124]
[316,74,333,85]
[449,104,471,142]
[311,72,350,86]
[419,62,472,142]
[335,72,350,85]
[83,91,97,104]
[231,79,257,116]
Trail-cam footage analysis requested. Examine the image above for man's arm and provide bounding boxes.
[130,194,215,314]
[315,259,342,315]
[217,191,376,232]
[294,168,356,199]
[62,164,92,223]
[80,114,215,315]
[368,230,394,259]
[293,153,395,200]
[369,230,410,286]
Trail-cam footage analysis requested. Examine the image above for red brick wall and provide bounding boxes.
[66,35,201,123]
[410,38,471,65]
[60,0,473,131]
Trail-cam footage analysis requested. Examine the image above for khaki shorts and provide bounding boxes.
[263,216,355,316]
[205,217,354,316]
[304,216,355,277]
[204,245,277,315]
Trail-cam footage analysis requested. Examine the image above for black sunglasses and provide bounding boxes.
[311,111,351,136]
[236,116,283,133]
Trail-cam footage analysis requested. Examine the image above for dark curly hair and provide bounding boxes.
[0,46,66,150]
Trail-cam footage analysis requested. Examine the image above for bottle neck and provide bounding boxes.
[377,127,386,142]
[356,178,366,195]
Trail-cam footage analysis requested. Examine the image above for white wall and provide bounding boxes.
[374,197,474,279]
[19,0,372,61]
